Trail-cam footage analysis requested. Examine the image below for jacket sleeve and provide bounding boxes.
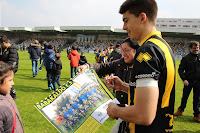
[7,48,18,66]
[178,57,186,81]
[52,62,56,71]
[0,106,13,132]
[77,54,80,60]
[89,59,119,76]
[79,57,87,65]
[0,108,4,132]
[28,46,31,54]
[49,52,55,62]
[79,60,84,65]
[84,57,87,63]
[68,53,71,60]
[38,48,41,57]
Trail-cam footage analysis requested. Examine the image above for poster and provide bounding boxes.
[34,69,118,133]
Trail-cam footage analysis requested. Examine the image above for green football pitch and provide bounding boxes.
[14,51,200,133]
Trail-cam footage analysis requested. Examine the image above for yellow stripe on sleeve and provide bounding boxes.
[148,38,175,108]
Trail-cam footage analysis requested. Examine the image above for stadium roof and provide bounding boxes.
[34,26,63,32]
[0,27,9,31]
[0,26,200,36]
[8,27,32,32]
[60,26,114,32]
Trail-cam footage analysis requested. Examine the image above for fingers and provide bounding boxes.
[183,80,189,86]
[125,104,129,107]
[77,66,81,72]
[104,78,115,89]
[107,102,117,119]
[77,65,88,73]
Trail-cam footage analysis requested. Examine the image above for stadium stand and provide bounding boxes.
[6,36,191,60]
[169,42,188,60]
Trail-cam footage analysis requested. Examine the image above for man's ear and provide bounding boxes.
[140,12,147,24]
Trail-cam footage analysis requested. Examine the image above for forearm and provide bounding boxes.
[89,62,113,75]
[116,104,156,125]
[113,86,158,126]
[116,105,146,125]
[31,43,40,47]
[119,82,129,93]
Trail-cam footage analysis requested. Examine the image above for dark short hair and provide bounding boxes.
[189,41,199,48]
[72,46,76,50]
[0,62,13,84]
[119,0,158,23]
[47,44,53,49]
[122,37,139,50]
[0,35,9,43]
[116,44,121,48]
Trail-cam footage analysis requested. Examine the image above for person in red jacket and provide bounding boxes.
[68,46,80,78]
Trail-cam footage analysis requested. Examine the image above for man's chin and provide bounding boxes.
[124,59,129,63]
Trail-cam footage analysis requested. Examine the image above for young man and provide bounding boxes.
[106,0,176,132]
[174,41,200,123]
[0,35,19,99]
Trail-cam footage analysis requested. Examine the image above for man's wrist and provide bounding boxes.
[121,82,130,92]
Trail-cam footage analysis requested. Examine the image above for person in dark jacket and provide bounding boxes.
[0,35,19,99]
[174,41,200,123]
[52,53,62,90]
[108,44,122,62]
[79,52,87,65]
[28,40,41,77]
[78,37,139,104]
[44,44,55,90]
[78,38,139,132]
[39,40,49,71]
[68,46,80,78]
[0,62,24,133]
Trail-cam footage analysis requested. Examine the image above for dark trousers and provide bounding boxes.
[46,69,53,87]
[71,67,77,78]
[179,81,200,117]
[52,74,62,90]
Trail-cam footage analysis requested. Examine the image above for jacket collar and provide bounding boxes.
[139,31,162,47]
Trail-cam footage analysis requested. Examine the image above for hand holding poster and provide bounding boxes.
[34,69,118,133]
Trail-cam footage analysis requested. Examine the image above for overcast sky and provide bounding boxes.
[1,0,200,28]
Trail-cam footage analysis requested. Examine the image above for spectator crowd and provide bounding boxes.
[7,36,190,60]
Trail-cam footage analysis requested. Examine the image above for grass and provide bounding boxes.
[14,51,200,133]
